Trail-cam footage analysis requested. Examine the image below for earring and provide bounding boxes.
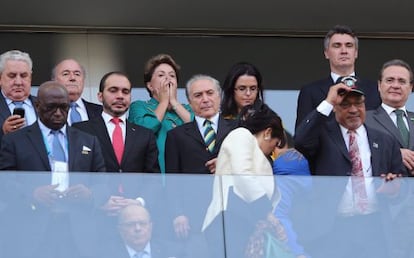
[264,136,270,141]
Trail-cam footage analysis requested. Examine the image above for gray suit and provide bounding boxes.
[365,105,414,151]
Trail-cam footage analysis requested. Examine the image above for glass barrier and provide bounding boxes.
[0,172,412,258]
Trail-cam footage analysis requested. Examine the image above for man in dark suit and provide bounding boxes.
[295,24,381,130]
[102,204,185,258]
[0,50,38,141]
[295,81,405,258]
[0,81,105,258]
[165,75,235,257]
[73,71,160,216]
[52,58,102,124]
[365,59,414,257]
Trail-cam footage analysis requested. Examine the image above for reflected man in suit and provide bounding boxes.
[102,204,184,258]
[0,50,38,141]
[52,58,102,124]
[0,81,105,258]
[295,24,381,129]
[295,80,405,258]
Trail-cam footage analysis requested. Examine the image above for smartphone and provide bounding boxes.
[13,107,25,118]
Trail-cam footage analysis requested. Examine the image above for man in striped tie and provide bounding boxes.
[164,75,235,256]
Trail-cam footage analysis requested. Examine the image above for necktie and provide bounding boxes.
[134,252,144,258]
[13,101,23,109]
[111,117,124,165]
[51,130,66,162]
[348,130,368,212]
[204,120,216,153]
[395,109,409,148]
[70,102,82,124]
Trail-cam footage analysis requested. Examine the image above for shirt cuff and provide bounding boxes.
[316,100,333,117]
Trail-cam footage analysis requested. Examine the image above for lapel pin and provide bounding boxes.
[372,142,379,149]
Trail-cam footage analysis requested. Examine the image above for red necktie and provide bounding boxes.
[111,117,124,165]
[348,130,368,212]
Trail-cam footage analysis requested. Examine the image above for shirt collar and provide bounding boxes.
[101,111,127,124]
[38,119,67,136]
[195,112,219,129]
[3,93,33,108]
[331,71,356,84]
[125,242,151,258]
[381,103,407,116]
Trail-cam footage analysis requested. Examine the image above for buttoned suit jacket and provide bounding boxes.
[295,76,381,129]
[0,121,105,258]
[164,115,236,233]
[0,94,37,142]
[82,98,103,120]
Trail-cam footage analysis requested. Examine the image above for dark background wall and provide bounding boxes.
[1,32,414,89]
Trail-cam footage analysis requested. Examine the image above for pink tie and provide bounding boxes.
[348,130,368,212]
[111,117,124,165]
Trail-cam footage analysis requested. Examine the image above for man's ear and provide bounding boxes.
[97,92,103,103]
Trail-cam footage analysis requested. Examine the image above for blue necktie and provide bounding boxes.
[13,101,23,109]
[70,102,81,124]
[51,130,66,162]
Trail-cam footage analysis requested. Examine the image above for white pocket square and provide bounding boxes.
[82,146,91,154]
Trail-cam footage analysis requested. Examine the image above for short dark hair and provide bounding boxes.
[379,59,414,84]
[221,62,264,118]
[238,100,285,148]
[324,25,358,50]
[143,54,180,97]
[99,71,129,92]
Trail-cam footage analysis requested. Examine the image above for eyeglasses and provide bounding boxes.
[234,85,258,94]
[119,220,151,228]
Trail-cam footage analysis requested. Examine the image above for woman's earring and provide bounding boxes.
[264,136,270,141]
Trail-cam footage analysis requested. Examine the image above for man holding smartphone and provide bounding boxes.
[0,50,37,140]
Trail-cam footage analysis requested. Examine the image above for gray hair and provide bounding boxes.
[185,74,221,101]
[0,50,33,73]
[51,59,87,80]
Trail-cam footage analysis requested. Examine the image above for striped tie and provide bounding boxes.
[204,120,216,152]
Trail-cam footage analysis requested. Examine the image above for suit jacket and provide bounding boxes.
[101,234,186,258]
[82,98,103,120]
[0,122,105,258]
[294,110,406,256]
[294,109,405,176]
[164,115,236,232]
[73,117,162,215]
[165,116,236,174]
[0,94,38,142]
[295,76,381,130]
[365,106,414,150]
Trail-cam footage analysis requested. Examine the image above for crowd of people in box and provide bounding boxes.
[0,24,413,258]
